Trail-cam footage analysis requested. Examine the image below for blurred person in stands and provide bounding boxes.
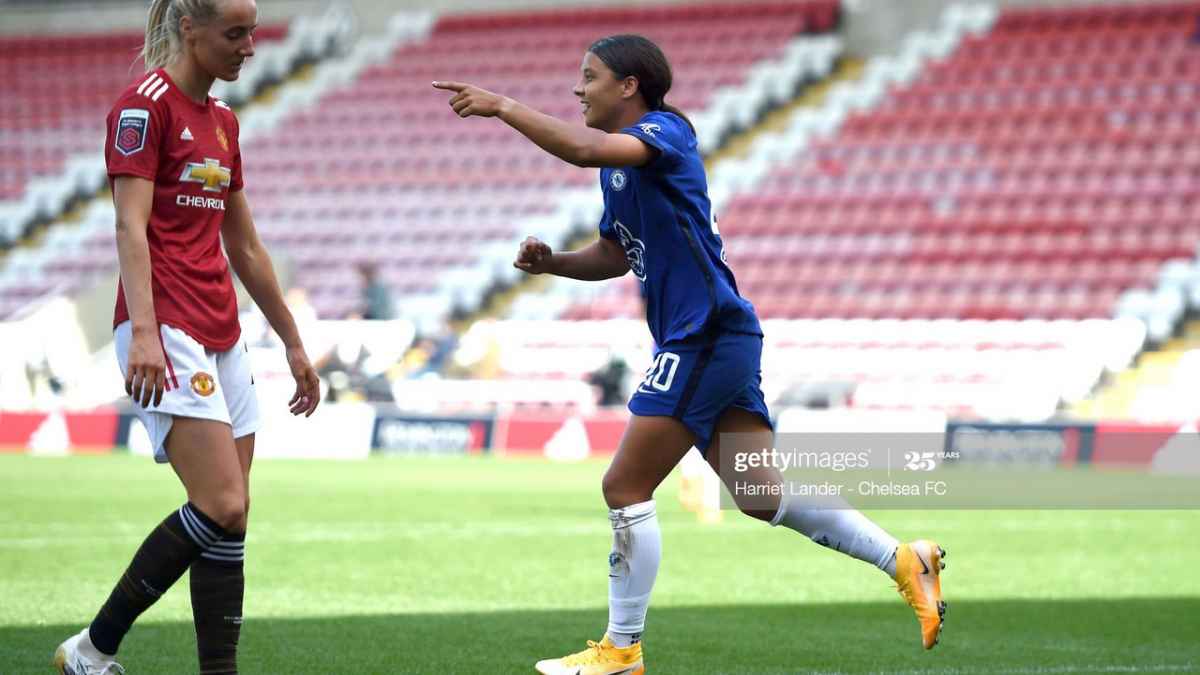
[587,354,630,406]
[358,261,395,320]
[436,35,946,673]
[53,1,321,674]
[241,285,318,348]
[284,285,318,327]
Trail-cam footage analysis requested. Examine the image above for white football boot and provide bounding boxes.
[52,629,125,675]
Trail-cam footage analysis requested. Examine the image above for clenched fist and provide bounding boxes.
[513,236,555,275]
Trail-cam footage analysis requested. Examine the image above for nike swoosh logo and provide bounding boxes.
[918,553,930,575]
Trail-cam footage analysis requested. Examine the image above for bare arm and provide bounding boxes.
[433,81,654,169]
[222,190,320,416]
[514,236,629,281]
[114,178,157,333]
[112,176,165,407]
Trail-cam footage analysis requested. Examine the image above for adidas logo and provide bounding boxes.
[180,126,194,141]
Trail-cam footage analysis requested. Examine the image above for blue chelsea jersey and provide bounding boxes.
[599,111,762,345]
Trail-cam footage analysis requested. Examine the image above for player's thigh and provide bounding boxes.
[603,414,697,509]
[217,340,261,454]
[707,406,781,520]
[233,433,254,482]
[165,417,246,530]
[217,340,259,518]
[234,433,254,518]
[706,406,776,475]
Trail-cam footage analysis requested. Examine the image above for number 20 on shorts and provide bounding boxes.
[640,352,681,393]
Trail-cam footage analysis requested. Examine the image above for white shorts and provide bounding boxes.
[115,321,261,463]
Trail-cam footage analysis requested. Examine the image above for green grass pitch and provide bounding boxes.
[2,453,1198,673]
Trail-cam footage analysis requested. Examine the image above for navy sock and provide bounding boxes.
[89,503,226,655]
[191,531,245,675]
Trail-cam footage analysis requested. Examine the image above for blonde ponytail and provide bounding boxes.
[140,0,222,72]
[142,0,176,71]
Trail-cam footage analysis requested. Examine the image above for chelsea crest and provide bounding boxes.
[610,170,627,192]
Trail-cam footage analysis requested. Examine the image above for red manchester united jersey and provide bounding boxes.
[106,68,244,351]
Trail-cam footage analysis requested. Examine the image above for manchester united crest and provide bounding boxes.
[216,127,229,152]
[191,372,216,397]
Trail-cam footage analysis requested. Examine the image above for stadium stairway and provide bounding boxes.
[520,1,1200,341]
[1072,318,1200,422]
[478,2,1200,420]
[411,4,846,334]
[507,2,998,322]
[704,58,864,166]
[476,50,862,326]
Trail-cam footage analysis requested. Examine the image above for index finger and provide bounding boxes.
[432,80,468,92]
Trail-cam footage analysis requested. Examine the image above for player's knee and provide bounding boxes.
[200,491,247,532]
[739,504,777,523]
[601,471,622,507]
[602,470,650,510]
[725,488,778,523]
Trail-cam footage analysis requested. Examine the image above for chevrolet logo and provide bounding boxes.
[179,158,231,193]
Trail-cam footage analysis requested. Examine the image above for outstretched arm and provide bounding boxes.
[222,190,321,417]
[433,81,654,169]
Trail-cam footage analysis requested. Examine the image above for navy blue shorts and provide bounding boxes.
[628,331,773,454]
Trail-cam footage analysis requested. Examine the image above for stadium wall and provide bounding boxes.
[1,0,1157,39]
[2,405,1195,470]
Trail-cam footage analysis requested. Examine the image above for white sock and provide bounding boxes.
[770,495,899,577]
[81,628,114,660]
[607,499,660,648]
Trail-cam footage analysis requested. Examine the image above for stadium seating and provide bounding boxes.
[0,1,840,325]
[553,1,1200,324]
[243,1,839,323]
[0,8,356,249]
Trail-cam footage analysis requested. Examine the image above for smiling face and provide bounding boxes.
[573,51,638,132]
[180,0,257,81]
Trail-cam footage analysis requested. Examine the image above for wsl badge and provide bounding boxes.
[610,169,627,192]
[115,109,150,156]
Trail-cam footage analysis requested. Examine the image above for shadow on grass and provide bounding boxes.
[5,598,1198,674]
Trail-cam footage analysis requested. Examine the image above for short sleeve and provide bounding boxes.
[619,111,688,172]
[598,205,617,241]
[228,113,244,192]
[105,96,164,182]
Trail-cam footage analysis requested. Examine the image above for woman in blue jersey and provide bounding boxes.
[435,34,945,673]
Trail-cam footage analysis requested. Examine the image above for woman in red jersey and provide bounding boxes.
[53,1,320,673]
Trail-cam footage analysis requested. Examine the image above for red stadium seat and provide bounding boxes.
[561,0,1200,321]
